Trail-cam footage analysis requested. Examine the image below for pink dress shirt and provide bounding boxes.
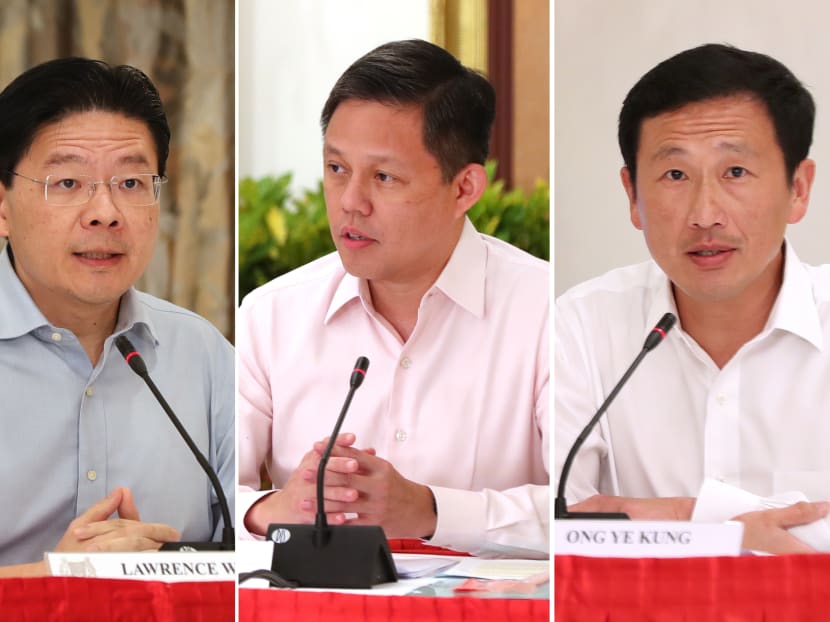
[237,218,549,558]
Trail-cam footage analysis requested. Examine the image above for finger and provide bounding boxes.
[295,501,348,525]
[772,501,830,529]
[85,534,174,553]
[300,458,359,482]
[74,520,180,543]
[314,433,357,452]
[298,484,360,505]
[314,436,367,455]
[117,487,141,521]
[314,442,381,469]
[72,489,124,528]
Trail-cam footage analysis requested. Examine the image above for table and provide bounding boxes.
[555,553,830,621]
[0,576,234,621]
[239,588,549,622]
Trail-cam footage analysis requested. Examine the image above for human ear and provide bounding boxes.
[452,163,488,218]
[620,166,642,230]
[787,158,815,225]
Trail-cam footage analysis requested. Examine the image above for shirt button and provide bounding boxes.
[395,429,408,442]
[86,470,97,481]
[400,357,412,369]
[85,387,94,397]
[716,395,726,406]
[51,332,62,342]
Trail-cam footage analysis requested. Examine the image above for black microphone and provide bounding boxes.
[314,356,369,543]
[266,356,398,589]
[114,335,234,550]
[555,312,677,519]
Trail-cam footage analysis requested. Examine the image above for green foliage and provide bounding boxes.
[468,161,549,261]
[238,174,334,301]
[238,162,549,301]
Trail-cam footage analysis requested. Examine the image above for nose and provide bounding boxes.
[687,175,727,229]
[81,182,122,228]
[340,175,372,217]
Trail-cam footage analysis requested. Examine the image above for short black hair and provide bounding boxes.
[0,57,170,187]
[320,39,495,182]
[618,43,814,187]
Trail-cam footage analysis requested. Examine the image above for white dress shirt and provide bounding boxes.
[555,244,830,505]
[238,218,549,558]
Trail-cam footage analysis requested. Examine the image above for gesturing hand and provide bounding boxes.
[55,487,179,552]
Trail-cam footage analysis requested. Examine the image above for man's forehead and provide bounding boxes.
[638,95,775,154]
[26,110,158,168]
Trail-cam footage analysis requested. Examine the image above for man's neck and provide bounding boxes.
[368,275,435,343]
[674,255,784,369]
[365,222,464,342]
[38,298,120,366]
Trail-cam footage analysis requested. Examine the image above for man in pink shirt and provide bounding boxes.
[238,39,549,557]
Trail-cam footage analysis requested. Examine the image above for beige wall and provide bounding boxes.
[513,0,550,191]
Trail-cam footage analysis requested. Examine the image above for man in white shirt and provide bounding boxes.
[238,39,549,557]
[556,43,830,553]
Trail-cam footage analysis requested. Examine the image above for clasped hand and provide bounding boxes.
[247,432,436,538]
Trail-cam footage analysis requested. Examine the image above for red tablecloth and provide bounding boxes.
[0,577,233,621]
[240,588,549,622]
[555,553,830,621]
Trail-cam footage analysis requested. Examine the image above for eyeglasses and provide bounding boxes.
[8,170,168,207]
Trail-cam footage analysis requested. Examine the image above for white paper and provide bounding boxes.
[440,558,549,580]
[554,519,743,558]
[692,477,830,552]
[395,556,459,578]
[46,551,235,582]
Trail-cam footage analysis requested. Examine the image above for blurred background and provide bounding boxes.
[238,0,549,300]
[0,0,234,338]
[556,0,830,296]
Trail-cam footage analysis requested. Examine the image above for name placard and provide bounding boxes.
[554,519,743,558]
[46,551,235,582]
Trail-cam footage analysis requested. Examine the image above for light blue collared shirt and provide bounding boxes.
[0,245,235,564]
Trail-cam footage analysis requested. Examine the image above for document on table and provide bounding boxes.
[440,558,549,581]
[395,556,460,578]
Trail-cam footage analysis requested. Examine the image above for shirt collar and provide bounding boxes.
[642,241,823,351]
[0,244,51,338]
[325,217,486,323]
[765,242,823,350]
[0,243,158,345]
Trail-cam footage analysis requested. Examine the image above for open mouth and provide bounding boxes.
[75,252,120,259]
[690,249,728,257]
[345,232,369,241]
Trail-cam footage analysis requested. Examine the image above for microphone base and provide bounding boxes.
[160,541,235,551]
[555,511,630,520]
[267,523,398,588]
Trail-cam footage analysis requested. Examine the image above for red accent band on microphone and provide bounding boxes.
[653,327,666,340]
[125,351,140,363]
[352,368,366,376]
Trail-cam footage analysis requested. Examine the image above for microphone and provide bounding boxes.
[114,335,234,550]
[314,356,369,544]
[555,312,677,519]
[266,356,398,588]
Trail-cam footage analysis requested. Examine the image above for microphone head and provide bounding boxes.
[115,335,148,376]
[656,312,677,334]
[350,356,370,388]
[643,312,677,351]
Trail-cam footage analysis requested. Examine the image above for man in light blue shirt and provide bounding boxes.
[0,58,234,575]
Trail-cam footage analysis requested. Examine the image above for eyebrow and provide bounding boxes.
[323,143,405,168]
[651,141,757,162]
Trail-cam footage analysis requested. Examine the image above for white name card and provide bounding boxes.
[554,519,743,558]
[46,551,235,582]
